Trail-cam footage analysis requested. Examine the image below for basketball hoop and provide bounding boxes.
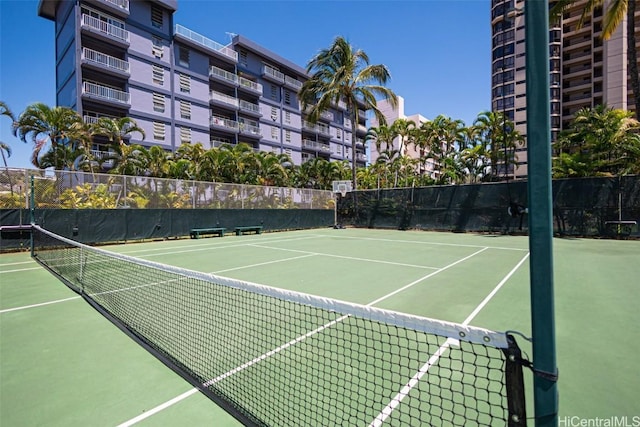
[332,180,352,198]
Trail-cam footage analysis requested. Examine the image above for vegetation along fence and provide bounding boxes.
[0,169,335,250]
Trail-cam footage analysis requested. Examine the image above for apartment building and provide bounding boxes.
[37,0,368,168]
[491,0,639,179]
[368,97,440,179]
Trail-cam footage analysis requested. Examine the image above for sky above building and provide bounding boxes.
[0,0,491,168]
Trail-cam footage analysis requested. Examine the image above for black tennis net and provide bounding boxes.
[31,225,526,426]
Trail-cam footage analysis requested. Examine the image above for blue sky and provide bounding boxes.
[0,0,491,168]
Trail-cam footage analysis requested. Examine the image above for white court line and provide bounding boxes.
[0,254,318,314]
[0,296,81,314]
[212,253,316,274]
[118,235,323,257]
[311,233,529,252]
[0,260,37,266]
[368,251,530,427]
[0,266,41,274]
[249,244,440,270]
[116,247,491,426]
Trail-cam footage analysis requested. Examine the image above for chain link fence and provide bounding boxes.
[0,168,335,210]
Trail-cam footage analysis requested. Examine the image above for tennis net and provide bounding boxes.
[31,225,526,426]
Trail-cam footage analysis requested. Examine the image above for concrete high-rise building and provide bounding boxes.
[368,97,439,179]
[37,0,368,169]
[491,0,639,179]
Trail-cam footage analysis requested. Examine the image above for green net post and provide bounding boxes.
[30,175,35,257]
[525,1,559,426]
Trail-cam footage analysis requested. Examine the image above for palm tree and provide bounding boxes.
[391,118,416,156]
[299,36,398,189]
[90,116,145,170]
[550,0,639,120]
[0,101,18,196]
[13,103,84,169]
[553,105,640,177]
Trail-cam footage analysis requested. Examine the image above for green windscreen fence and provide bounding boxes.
[337,176,640,238]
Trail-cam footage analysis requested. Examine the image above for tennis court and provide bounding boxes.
[1,227,638,426]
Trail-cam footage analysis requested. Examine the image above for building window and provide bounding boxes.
[180,127,191,144]
[239,50,248,66]
[285,130,291,143]
[152,37,163,58]
[179,47,189,67]
[179,73,190,93]
[152,65,164,85]
[151,5,163,29]
[153,92,165,113]
[284,111,291,124]
[180,100,191,119]
[270,85,277,100]
[270,107,277,121]
[284,90,291,105]
[271,126,279,140]
[153,121,165,140]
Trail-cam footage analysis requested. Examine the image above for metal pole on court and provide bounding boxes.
[525,1,559,425]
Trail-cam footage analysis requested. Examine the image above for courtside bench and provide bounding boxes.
[234,226,263,236]
[604,220,637,238]
[190,227,226,239]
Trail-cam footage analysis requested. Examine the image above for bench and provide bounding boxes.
[604,220,637,238]
[190,227,226,239]
[234,226,263,236]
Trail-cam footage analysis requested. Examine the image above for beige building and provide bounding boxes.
[369,96,438,178]
[491,0,639,179]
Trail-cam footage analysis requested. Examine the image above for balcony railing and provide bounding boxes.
[209,91,238,108]
[209,65,238,85]
[175,25,238,61]
[99,0,129,12]
[83,114,117,125]
[81,14,129,43]
[211,138,231,148]
[239,100,260,115]
[239,121,261,136]
[210,116,239,131]
[82,81,129,104]
[284,75,303,90]
[238,76,262,93]
[262,65,285,82]
[82,47,129,74]
[320,111,333,121]
[302,139,330,152]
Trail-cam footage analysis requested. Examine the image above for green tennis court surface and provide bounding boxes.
[1,228,638,425]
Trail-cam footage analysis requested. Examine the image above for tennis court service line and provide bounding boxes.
[314,232,529,252]
[248,244,440,270]
[368,251,531,427]
[119,235,323,259]
[117,246,491,426]
[0,296,81,314]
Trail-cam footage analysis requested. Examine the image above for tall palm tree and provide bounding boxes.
[391,118,416,156]
[90,116,145,170]
[13,103,84,169]
[299,36,398,189]
[550,0,639,120]
[553,105,640,176]
[0,101,18,196]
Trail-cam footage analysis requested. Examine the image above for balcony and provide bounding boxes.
[83,113,117,125]
[320,110,333,121]
[96,0,129,17]
[174,24,238,63]
[239,119,261,138]
[209,65,238,86]
[209,90,238,109]
[238,76,263,95]
[302,139,330,152]
[81,47,129,77]
[82,81,130,106]
[239,100,261,117]
[262,65,285,84]
[210,116,239,132]
[81,14,129,46]
[210,137,232,148]
[284,75,303,90]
